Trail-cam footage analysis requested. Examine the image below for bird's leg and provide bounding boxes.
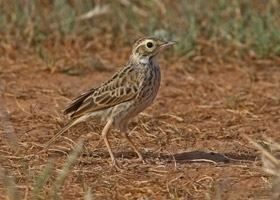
[102,119,121,170]
[123,131,145,163]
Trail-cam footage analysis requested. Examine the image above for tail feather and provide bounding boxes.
[44,117,84,149]
[64,88,95,115]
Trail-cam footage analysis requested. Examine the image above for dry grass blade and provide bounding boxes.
[205,184,222,200]
[244,135,280,200]
[0,166,19,200]
[50,139,84,200]
[77,5,110,20]
[84,188,93,200]
[0,82,19,152]
[31,161,54,200]
[245,135,280,175]
[263,136,280,152]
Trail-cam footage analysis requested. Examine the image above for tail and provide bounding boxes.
[43,117,84,150]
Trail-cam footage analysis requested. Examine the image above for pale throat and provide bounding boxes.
[131,53,156,65]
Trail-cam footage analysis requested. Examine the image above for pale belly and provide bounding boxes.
[111,96,157,131]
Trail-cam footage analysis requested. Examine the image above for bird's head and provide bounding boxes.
[130,37,175,63]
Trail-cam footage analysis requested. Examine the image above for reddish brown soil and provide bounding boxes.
[0,40,280,199]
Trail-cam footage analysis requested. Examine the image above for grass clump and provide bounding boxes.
[0,140,84,200]
[0,1,280,57]
[247,136,280,200]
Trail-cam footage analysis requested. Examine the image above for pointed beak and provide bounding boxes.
[159,41,176,50]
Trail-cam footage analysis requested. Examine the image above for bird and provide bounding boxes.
[45,37,175,169]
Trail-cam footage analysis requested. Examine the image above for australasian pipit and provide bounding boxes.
[45,37,175,168]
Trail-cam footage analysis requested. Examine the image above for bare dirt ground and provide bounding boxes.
[0,40,280,199]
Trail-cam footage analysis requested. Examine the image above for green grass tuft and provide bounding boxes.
[0,1,280,57]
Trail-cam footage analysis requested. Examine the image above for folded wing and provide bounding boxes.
[63,65,143,119]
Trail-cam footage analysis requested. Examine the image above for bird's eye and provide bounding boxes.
[146,42,154,48]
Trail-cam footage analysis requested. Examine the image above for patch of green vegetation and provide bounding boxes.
[0,1,280,57]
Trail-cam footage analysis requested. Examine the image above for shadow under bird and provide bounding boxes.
[45,37,175,169]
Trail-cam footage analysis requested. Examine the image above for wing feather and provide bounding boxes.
[63,65,144,119]
[70,85,138,118]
